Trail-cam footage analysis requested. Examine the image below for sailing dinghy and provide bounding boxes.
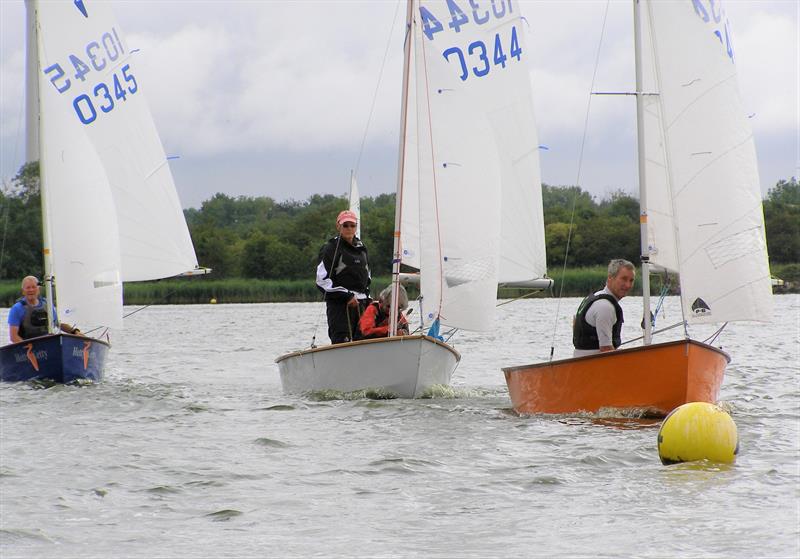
[503,0,772,416]
[1,0,203,383]
[277,0,548,397]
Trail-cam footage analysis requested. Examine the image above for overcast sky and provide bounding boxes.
[1,0,797,209]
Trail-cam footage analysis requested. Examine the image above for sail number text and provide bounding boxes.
[420,0,523,82]
[692,0,735,62]
[41,27,138,125]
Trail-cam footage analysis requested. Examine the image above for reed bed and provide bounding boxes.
[1,263,796,308]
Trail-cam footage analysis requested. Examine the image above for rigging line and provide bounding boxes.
[312,234,345,348]
[547,0,612,361]
[496,290,541,307]
[121,290,180,320]
[353,0,402,176]
[419,17,446,317]
[619,319,685,346]
[704,322,728,345]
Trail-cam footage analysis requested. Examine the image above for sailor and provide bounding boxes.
[7,275,80,344]
[316,210,370,344]
[572,259,635,357]
[359,284,410,339]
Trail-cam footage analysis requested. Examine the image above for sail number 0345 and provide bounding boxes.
[41,27,138,125]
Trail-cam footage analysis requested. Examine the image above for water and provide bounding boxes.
[1,295,798,558]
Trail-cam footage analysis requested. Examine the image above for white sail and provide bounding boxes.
[348,171,362,239]
[399,25,421,272]
[400,0,542,331]
[32,0,198,329]
[643,0,772,324]
[495,28,547,285]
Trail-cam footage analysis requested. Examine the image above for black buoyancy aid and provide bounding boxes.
[572,292,624,350]
[319,236,370,296]
[18,298,49,339]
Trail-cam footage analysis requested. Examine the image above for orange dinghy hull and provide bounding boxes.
[503,340,730,416]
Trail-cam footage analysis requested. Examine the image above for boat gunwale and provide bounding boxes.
[275,334,461,364]
[502,338,730,374]
[1,332,111,351]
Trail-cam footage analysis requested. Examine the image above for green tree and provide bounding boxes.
[763,178,800,264]
[241,231,303,279]
[0,162,42,280]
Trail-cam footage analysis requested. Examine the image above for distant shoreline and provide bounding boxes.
[1,264,796,307]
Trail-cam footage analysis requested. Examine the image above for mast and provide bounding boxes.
[633,0,652,345]
[26,0,57,333]
[389,0,414,337]
[25,1,39,163]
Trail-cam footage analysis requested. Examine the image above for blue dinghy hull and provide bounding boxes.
[0,333,110,383]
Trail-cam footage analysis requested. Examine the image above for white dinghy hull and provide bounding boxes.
[276,335,460,398]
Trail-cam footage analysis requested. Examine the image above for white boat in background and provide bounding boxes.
[504,0,772,415]
[348,170,362,240]
[1,0,204,383]
[277,0,548,397]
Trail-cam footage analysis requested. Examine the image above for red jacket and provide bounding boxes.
[359,302,408,338]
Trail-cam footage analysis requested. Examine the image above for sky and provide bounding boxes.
[0,0,797,209]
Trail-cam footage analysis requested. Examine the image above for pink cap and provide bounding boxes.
[337,210,358,225]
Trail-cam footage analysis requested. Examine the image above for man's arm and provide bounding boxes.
[60,323,81,335]
[7,305,23,343]
[9,325,22,344]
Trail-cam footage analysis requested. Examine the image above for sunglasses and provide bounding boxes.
[340,222,357,228]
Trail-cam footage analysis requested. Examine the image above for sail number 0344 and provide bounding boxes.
[421,0,522,82]
[41,27,138,125]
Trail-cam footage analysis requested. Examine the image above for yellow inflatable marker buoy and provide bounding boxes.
[210,298,217,304]
[657,402,738,465]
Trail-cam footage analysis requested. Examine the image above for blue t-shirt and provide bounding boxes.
[7,297,56,327]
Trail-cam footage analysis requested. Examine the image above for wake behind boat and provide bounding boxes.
[1,0,203,383]
[276,0,548,397]
[504,0,772,416]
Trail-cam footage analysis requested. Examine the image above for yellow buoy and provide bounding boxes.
[210,298,217,304]
[657,402,738,465]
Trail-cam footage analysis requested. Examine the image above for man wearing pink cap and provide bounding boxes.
[316,210,371,344]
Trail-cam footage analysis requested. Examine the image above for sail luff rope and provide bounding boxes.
[643,2,689,337]
[418,13,446,322]
[547,0,612,361]
[389,0,414,336]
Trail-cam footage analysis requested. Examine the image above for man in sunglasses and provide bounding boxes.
[316,210,371,344]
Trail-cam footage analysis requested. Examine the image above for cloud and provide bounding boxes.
[733,9,798,133]
[1,0,796,202]
[126,2,405,157]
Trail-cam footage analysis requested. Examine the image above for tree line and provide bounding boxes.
[1,162,797,282]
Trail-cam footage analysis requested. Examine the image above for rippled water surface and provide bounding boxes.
[1,295,798,558]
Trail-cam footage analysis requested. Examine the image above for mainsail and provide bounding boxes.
[399,0,545,331]
[32,0,198,329]
[641,0,772,324]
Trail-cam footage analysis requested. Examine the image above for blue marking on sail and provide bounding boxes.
[74,0,88,18]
